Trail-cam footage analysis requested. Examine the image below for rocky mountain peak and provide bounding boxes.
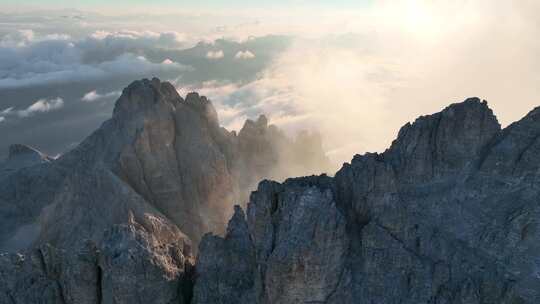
[238,115,272,140]
[0,78,332,304]
[194,97,540,303]
[8,144,49,161]
[184,91,219,127]
[112,77,182,118]
[385,97,501,181]
[1,144,52,177]
[3,90,540,303]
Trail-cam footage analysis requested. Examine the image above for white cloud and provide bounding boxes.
[235,50,255,59]
[206,50,224,59]
[88,30,187,49]
[0,30,191,89]
[0,50,189,89]
[1,3,539,166]
[0,117,5,123]
[17,98,64,117]
[81,90,121,102]
[1,107,13,115]
[0,29,70,48]
[187,4,540,168]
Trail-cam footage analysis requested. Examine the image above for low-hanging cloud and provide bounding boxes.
[235,50,255,59]
[15,97,64,118]
[81,90,121,102]
[206,50,224,59]
[188,0,540,169]
[0,30,190,89]
[1,1,539,169]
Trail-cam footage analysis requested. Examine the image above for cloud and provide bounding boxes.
[1,107,13,115]
[17,98,64,117]
[206,50,224,59]
[234,50,255,59]
[1,98,65,120]
[0,30,191,89]
[81,90,121,102]
[187,0,540,167]
[0,32,291,160]
[0,117,4,123]
[1,3,539,168]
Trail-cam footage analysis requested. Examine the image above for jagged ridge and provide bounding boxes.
[0,78,330,304]
[194,98,540,303]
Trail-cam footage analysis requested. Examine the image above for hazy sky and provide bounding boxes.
[0,1,539,168]
[1,0,370,11]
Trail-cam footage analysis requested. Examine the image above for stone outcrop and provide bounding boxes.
[194,98,540,303]
[0,218,193,304]
[0,78,330,251]
[0,78,330,303]
[3,79,539,303]
[0,144,53,180]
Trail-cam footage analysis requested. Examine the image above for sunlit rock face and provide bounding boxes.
[0,78,330,303]
[194,98,540,304]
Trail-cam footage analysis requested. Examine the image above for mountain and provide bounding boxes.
[1,81,539,303]
[0,78,330,303]
[0,144,53,180]
[193,98,540,303]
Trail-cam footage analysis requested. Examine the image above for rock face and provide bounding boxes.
[0,78,330,303]
[0,219,193,304]
[194,98,540,303]
[4,80,540,303]
[0,144,52,180]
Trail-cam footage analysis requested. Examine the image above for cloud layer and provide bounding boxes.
[1,2,539,171]
[185,1,540,167]
[1,97,64,119]
[0,30,191,89]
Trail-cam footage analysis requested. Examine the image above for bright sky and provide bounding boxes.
[0,0,539,167]
[1,0,371,12]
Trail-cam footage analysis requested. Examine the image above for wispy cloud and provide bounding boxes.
[234,50,255,59]
[1,98,65,120]
[1,107,14,115]
[17,98,64,117]
[206,50,224,59]
[81,90,121,102]
[0,30,191,89]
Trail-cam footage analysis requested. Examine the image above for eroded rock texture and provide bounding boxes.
[194,98,540,304]
[0,78,330,303]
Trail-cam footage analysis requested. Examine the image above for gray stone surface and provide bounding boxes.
[4,80,538,303]
[0,78,330,303]
[0,218,194,304]
[194,98,540,303]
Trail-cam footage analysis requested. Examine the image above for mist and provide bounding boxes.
[191,0,540,168]
[1,1,539,171]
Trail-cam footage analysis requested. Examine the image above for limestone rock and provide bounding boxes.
[194,98,539,304]
[0,78,330,303]
[192,206,256,304]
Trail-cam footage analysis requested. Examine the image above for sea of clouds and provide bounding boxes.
[0,1,539,168]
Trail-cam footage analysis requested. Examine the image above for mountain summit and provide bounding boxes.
[193,98,540,304]
[1,84,539,303]
[0,78,331,304]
